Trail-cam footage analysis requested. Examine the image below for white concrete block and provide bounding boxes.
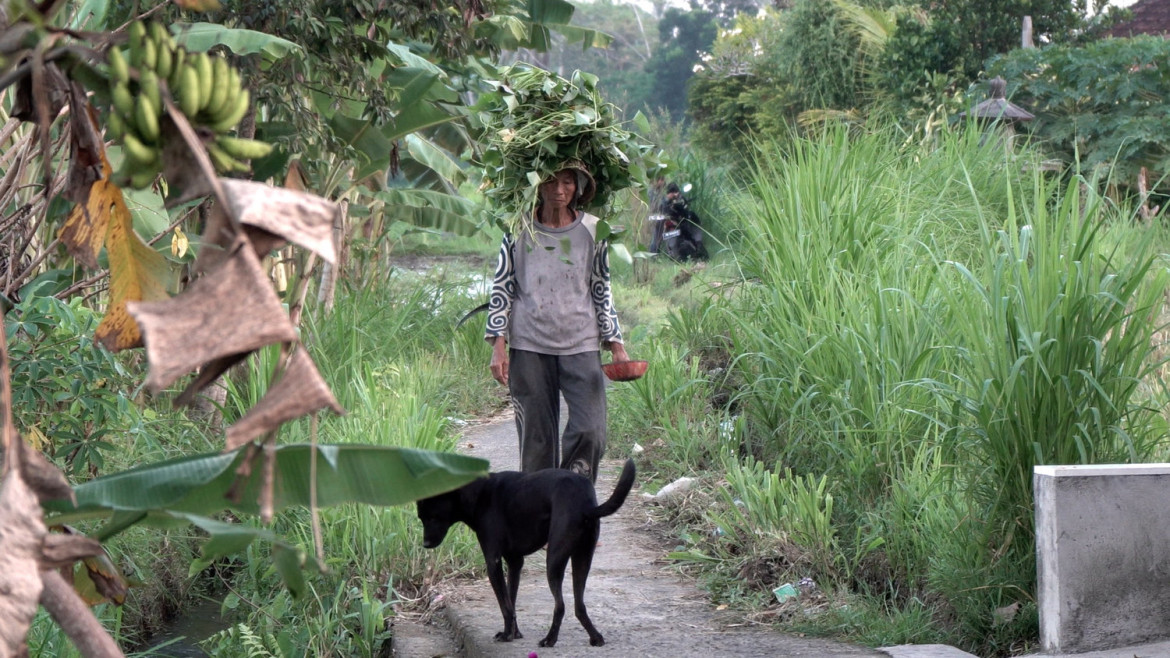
[1035,464,1170,653]
[879,644,978,658]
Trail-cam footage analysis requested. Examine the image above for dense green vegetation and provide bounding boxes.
[605,126,1170,656]
[8,0,1170,656]
[686,0,1154,182]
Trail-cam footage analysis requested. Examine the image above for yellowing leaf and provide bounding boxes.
[73,553,129,606]
[171,226,189,258]
[22,426,48,452]
[58,152,115,269]
[94,186,171,352]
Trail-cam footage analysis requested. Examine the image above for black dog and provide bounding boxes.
[416,459,636,647]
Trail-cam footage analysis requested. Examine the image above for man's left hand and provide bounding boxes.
[607,342,631,363]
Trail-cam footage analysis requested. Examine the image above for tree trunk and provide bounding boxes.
[317,199,347,313]
[1021,16,1034,49]
[187,378,227,432]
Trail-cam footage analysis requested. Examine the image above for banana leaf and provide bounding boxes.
[40,446,485,597]
[43,444,489,526]
[375,189,480,236]
[172,23,303,61]
[528,0,575,25]
[328,113,395,164]
[386,67,442,106]
[385,42,445,76]
[485,0,613,52]
[404,134,466,185]
[383,102,463,142]
[69,0,110,30]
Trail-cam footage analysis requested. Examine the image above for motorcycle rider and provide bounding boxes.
[656,182,707,261]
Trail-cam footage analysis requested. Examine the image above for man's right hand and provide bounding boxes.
[489,336,509,386]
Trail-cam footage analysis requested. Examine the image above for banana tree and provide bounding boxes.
[0,3,497,654]
[207,0,617,307]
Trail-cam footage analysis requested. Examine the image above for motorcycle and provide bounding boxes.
[649,183,707,261]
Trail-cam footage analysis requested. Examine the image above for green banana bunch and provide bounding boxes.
[106,19,272,187]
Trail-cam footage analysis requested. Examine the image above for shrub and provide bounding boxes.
[987,36,1170,196]
[6,293,141,477]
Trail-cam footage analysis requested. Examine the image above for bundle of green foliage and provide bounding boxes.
[471,64,663,233]
[986,35,1170,194]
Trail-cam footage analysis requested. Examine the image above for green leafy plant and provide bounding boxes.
[987,35,1170,193]
[472,64,664,234]
[201,622,286,657]
[713,452,843,580]
[6,294,138,477]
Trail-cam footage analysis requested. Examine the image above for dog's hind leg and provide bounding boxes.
[572,525,605,646]
[504,554,524,639]
[538,548,571,647]
[485,556,520,642]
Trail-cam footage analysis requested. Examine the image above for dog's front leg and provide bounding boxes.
[485,556,521,641]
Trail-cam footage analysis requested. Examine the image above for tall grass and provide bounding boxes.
[726,127,990,501]
[948,170,1167,530]
[930,171,1170,646]
[679,124,1170,654]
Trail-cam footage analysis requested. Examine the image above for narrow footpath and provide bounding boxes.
[390,410,974,658]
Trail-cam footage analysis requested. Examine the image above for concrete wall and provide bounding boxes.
[1034,464,1170,654]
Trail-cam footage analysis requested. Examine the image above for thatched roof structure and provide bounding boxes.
[1105,0,1170,38]
[960,77,1034,123]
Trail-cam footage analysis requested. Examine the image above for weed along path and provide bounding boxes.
[391,409,887,658]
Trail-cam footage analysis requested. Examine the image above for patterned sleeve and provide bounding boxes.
[591,240,623,345]
[485,235,515,341]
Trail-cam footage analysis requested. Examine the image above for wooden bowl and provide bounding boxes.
[602,360,648,382]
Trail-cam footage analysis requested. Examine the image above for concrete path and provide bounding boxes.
[1022,641,1170,658]
[390,410,972,658]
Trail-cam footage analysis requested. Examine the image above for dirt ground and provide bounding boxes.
[391,409,884,658]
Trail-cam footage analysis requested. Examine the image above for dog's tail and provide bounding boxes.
[587,459,636,520]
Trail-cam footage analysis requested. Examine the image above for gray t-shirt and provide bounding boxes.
[485,212,623,355]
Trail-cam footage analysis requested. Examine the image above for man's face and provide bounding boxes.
[540,170,577,208]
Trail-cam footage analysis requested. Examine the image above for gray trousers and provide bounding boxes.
[509,349,607,482]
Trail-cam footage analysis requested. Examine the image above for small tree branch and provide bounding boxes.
[146,205,198,247]
[39,570,124,658]
[0,117,23,148]
[55,270,107,300]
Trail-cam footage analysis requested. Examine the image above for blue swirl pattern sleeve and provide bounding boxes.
[485,235,516,341]
[591,240,623,344]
